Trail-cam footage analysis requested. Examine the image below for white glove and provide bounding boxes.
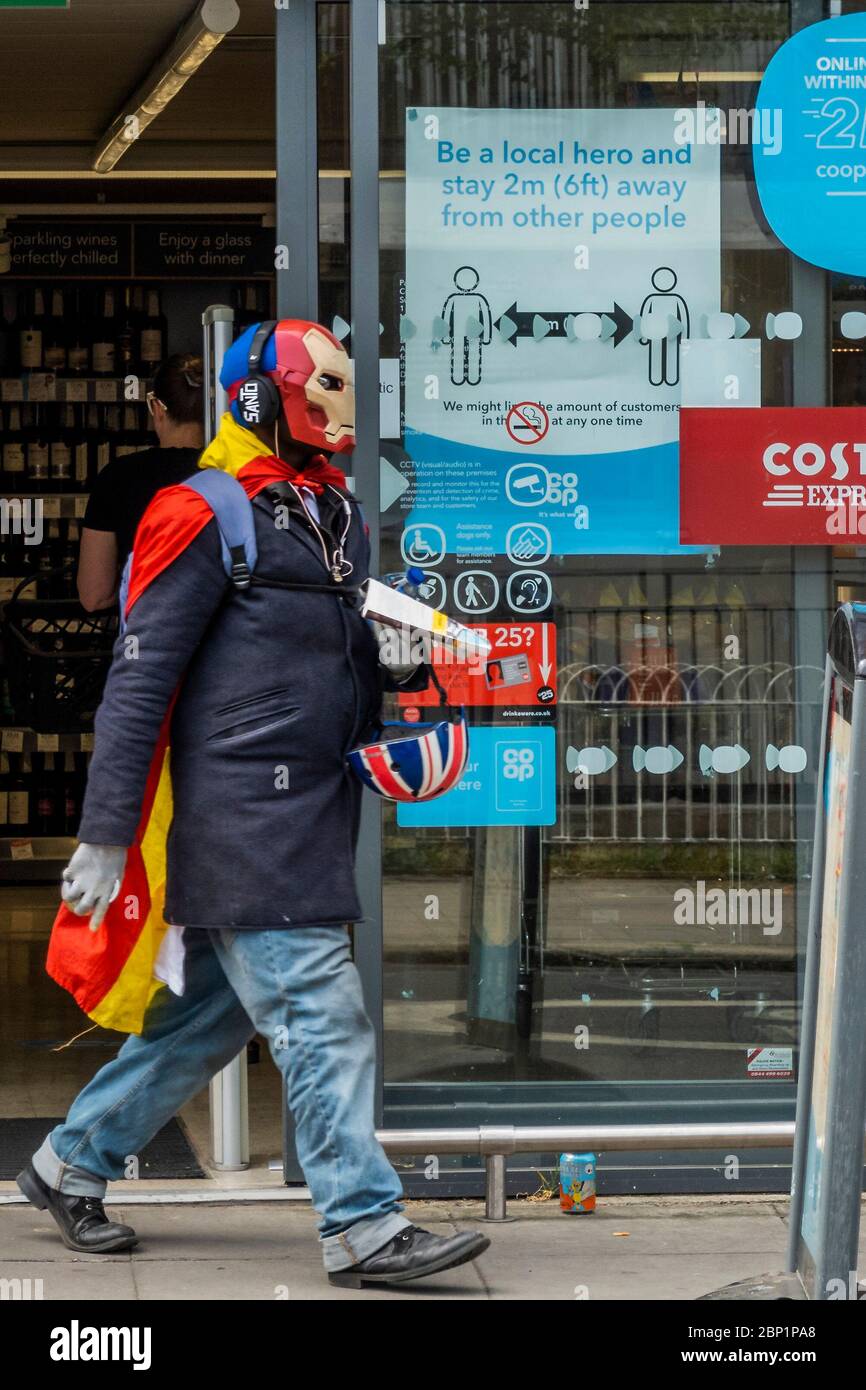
[372,620,427,680]
[61,843,127,932]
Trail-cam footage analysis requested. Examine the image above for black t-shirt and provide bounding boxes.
[83,447,203,564]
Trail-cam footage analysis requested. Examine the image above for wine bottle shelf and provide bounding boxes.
[1,727,94,753]
[1,375,153,405]
[0,494,89,515]
[0,835,77,880]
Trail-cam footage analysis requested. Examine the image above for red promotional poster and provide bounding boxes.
[398,621,557,709]
[680,407,866,545]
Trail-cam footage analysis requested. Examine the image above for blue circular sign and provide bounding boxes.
[754,13,866,274]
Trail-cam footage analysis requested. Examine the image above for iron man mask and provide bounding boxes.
[272,321,355,455]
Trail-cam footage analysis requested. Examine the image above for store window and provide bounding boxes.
[314,0,836,1118]
[0,226,278,1157]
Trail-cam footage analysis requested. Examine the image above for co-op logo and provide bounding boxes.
[763,439,866,480]
[506,462,579,508]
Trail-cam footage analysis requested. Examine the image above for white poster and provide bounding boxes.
[402,107,720,555]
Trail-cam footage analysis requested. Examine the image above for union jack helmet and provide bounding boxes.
[348,709,469,802]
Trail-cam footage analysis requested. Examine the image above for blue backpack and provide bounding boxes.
[118,471,359,632]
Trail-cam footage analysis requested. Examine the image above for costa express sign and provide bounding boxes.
[680,408,866,545]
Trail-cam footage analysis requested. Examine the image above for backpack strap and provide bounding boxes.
[118,552,133,633]
[117,471,365,634]
[117,471,257,636]
[182,469,258,590]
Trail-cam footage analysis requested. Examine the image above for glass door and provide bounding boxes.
[319,0,832,1192]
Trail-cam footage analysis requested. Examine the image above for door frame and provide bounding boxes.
[275,0,830,1194]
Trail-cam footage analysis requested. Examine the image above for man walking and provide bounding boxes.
[18,319,489,1290]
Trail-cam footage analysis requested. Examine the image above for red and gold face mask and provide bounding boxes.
[272,321,355,455]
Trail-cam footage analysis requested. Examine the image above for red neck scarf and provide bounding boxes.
[268,450,347,496]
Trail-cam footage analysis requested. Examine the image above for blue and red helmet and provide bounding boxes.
[220,319,355,455]
[348,708,469,802]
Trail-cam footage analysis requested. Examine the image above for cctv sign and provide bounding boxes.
[680,408,866,544]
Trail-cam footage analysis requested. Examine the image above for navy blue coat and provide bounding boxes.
[79,483,401,929]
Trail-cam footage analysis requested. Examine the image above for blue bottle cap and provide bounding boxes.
[406,566,426,587]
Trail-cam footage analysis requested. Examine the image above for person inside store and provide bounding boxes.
[76,353,205,611]
[17,318,490,1291]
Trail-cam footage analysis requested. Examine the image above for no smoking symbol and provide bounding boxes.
[506,400,549,446]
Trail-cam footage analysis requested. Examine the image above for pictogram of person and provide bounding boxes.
[639,266,690,387]
[460,574,486,608]
[440,266,492,386]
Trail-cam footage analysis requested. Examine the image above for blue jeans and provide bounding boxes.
[32,927,410,1272]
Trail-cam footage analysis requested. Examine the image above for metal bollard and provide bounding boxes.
[209,1051,249,1171]
[484,1153,508,1221]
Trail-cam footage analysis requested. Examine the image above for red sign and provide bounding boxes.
[506,401,549,445]
[398,622,557,708]
[680,407,866,545]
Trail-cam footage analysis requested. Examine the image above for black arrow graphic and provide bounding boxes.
[494,301,634,349]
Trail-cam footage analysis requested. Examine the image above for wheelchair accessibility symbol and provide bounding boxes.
[401,523,445,567]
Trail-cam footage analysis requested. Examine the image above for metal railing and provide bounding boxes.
[376,1120,861,1220]
[391,609,831,848]
[555,690,819,845]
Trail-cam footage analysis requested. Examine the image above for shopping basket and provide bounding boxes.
[0,569,118,732]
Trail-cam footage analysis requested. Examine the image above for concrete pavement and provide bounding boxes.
[4,1192,862,1301]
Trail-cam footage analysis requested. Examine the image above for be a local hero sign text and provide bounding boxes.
[680,408,866,545]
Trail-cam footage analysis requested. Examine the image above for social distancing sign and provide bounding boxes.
[403,106,720,555]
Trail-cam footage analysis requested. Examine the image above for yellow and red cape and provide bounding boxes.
[46,414,296,1034]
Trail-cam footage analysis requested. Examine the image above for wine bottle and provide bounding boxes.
[26,405,50,492]
[50,404,74,492]
[19,288,45,372]
[9,753,31,833]
[92,288,117,377]
[37,519,60,596]
[116,286,139,378]
[67,287,91,377]
[2,403,26,490]
[132,284,146,337]
[0,753,11,831]
[0,286,18,376]
[235,284,262,331]
[114,404,139,459]
[43,288,68,376]
[140,289,166,374]
[0,489,23,593]
[62,750,80,834]
[73,404,90,488]
[0,679,14,722]
[100,403,121,470]
[12,501,38,598]
[94,403,113,475]
[35,753,59,834]
[61,518,79,597]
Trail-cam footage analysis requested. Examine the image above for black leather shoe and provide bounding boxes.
[328,1223,490,1288]
[17,1162,138,1254]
